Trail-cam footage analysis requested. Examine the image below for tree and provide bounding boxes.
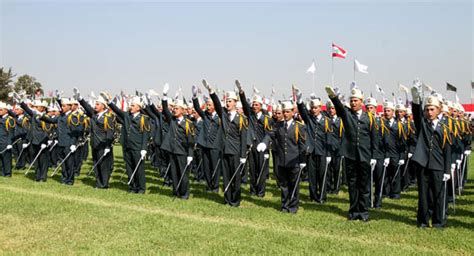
[14,74,43,98]
[0,67,15,102]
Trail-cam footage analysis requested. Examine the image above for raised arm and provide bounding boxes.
[107,102,126,120]
[79,98,95,118]
[210,92,223,118]
[20,102,35,118]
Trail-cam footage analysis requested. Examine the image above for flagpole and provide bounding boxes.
[353,58,356,82]
[312,72,315,94]
[331,56,335,87]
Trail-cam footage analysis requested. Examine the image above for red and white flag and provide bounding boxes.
[332,43,347,59]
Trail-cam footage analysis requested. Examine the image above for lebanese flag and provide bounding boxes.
[332,43,347,59]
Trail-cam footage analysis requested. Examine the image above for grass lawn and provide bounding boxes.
[0,145,473,255]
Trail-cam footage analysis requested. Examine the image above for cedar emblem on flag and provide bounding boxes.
[446,82,457,92]
[332,43,347,59]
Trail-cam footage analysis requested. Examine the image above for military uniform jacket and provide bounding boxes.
[192,97,223,150]
[0,114,15,149]
[411,103,452,173]
[262,119,306,168]
[381,117,407,160]
[80,99,115,149]
[330,96,377,163]
[108,103,150,151]
[143,103,163,146]
[327,115,344,156]
[20,102,49,145]
[160,99,195,157]
[239,91,273,147]
[210,93,247,158]
[297,102,330,156]
[40,111,80,147]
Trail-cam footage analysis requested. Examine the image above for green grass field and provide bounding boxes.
[1,145,473,255]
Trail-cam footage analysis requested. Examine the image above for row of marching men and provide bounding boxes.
[0,82,471,220]
[0,96,91,185]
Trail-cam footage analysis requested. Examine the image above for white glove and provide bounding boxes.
[55,89,62,99]
[408,153,413,158]
[54,140,58,144]
[326,156,332,164]
[47,140,53,146]
[70,145,77,152]
[235,80,243,92]
[163,83,170,96]
[464,150,471,156]
[411,86,420,105]
[187,156,193,165]
[73,87,82,101]
[443,174,451,182]
[202,79,212,91]
[293,85,303,104]
[104,148,111,155]
[6,145,12,150]
[240,158,246,164]
[140,150,147,159]
[192,85,198,98]
[22,143,29,149]
[398,159,405,165]
[12,92,21,103]
[456,159,462,169]
[256,143,267,152]
[264,154,270,159]
[41,144,47,149]
[383,158,390,167]
[99,91,111,103]
[370,159,377,168]
[299,163,307,169]
[325,86,336,98]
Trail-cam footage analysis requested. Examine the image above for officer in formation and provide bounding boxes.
[1,82,471,225]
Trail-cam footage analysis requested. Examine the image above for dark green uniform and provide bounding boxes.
[329,96,377,221]
[210,92,247,206]
[108,102,150,193]
[262,119,306,213]
[412,102,452,228]
[161,99,195,199]
[80,99,116,189]
[0,113,15,177]
[297,102,331,202]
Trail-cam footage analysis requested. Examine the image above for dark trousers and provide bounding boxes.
[307,154,327,202]
[92,146,113,188]
[59,146,75,184]
[32,144,50,181]
[417,165,446,227]
[346,158,370,220]
[201,147,220,191]
[49,144,60,167]
[169,154,189,199]
[0,149,12,177]
[124,149,146,193]
[14,140,27,169]
[327,154,342,193]
[223,154,242,207]
[73,144,84,176]
[248,148,268,197]
[372,159,385,208]
[279,166,300,213]
[384,159,401,198]
[192,147,204,182]
[272,150,280,185]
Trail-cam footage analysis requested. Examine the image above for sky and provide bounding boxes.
[1,0,472,103]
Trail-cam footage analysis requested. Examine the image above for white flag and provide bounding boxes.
[354,59,368,74]
[399,84,409,93]
[306,61,316,74]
